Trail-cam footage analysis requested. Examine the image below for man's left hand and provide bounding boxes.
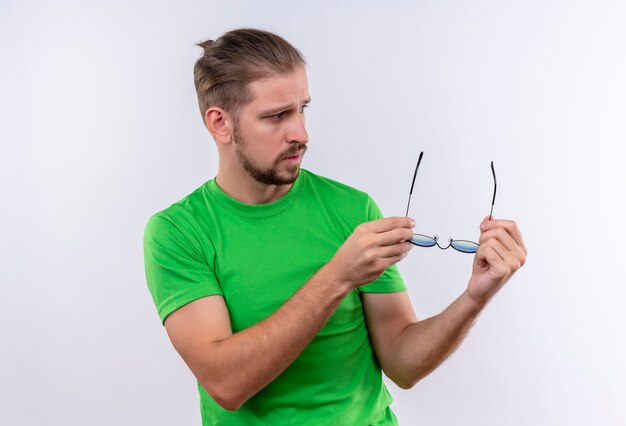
[467,217,527,303]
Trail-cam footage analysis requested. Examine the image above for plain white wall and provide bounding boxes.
[1,1,625,425]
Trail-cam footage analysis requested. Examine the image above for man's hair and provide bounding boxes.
[193,28,306,124]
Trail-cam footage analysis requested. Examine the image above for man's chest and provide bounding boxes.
[210,216,351,331]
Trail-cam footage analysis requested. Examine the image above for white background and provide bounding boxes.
[1,1,625,425]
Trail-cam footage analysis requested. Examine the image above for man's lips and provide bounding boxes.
[282,150,304,160]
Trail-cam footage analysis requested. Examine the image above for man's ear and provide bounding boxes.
[205,107,234,145]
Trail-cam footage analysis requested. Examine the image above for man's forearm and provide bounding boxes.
[201,265,350,410]
[385,290,487,389]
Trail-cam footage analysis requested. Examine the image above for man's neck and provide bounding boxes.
[215,171,294,205]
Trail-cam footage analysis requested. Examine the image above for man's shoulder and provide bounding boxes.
[302,169,370,202]
[146,180,211,229]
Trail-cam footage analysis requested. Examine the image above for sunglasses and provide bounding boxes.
[404,151,497,254]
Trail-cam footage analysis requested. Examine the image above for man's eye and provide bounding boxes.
[299,105,308,113]
[270,111,286,121]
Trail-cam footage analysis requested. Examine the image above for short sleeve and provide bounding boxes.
[358,196,407,293]
[143,214,222,324]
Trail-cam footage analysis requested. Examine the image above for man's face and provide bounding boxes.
[232,66,310,185]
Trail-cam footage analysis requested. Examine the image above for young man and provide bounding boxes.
[143,28,527,425]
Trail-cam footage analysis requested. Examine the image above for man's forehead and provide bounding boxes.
[247,67,310,109]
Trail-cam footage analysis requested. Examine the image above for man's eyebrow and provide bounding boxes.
[259,97,311,116]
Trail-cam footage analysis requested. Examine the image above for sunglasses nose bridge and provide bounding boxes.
[435,238,452,250]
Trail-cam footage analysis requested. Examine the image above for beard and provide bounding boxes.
[233,125,307,186]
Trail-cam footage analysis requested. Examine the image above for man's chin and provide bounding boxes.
[249,166,300,186]
[275,167,300,185]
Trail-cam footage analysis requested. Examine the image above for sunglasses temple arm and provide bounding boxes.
[405,151,424,217]
[489,161,497,221]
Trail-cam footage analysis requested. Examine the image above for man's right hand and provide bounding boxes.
[326,217,415,290]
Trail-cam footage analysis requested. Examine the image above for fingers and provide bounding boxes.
[478,227,526,267]
[382,250,410,266]
[476,237,522,278]
[475,217,527,282]
[377,227,415,246]
[378,241,413,258]
[475,243,504,271]
[480,217,528,258]
[364,217,415,233]
[355,217,415,251]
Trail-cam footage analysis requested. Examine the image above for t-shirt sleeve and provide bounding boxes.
[358,196,407,293]
[143,214,222,324]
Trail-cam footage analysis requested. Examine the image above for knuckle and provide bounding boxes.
[363,249,376,263]
[395,228,409,242]
[373,259,386,272]
[392,245,405,257]
[363,235,377,248]
[512,221,523,236]
[495,264,509,277]
[511,259,521,271]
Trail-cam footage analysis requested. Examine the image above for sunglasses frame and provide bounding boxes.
[404,151,497,254]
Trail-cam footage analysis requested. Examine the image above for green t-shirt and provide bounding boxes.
[143,169,406,425]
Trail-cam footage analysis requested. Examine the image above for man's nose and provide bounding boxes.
[287,114,308,144]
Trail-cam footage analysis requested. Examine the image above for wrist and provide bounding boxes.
[460,289,490,314]
[314,262,353,299]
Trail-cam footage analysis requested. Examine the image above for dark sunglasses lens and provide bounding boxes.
[411,234,437,247]
[450,240,479,253]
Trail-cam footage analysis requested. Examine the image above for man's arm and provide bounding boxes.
[164,217,414,411]
[363,217,527,389]
[164,269,346,411]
